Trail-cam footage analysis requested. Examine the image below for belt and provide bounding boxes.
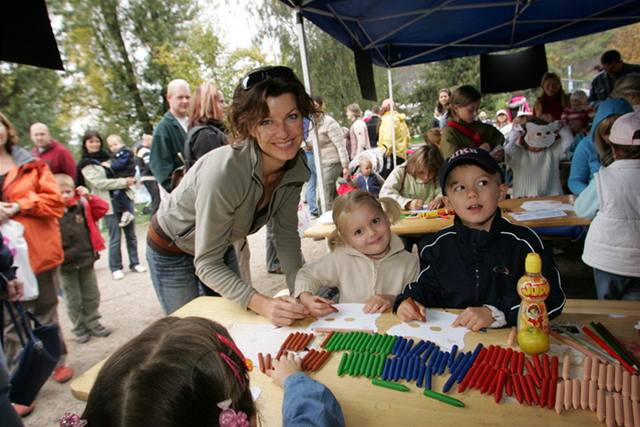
[146,215,185,255]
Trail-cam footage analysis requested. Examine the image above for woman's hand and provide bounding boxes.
[452,307,493,331]
[3,279,23,301]
[363,294,394,313]
[125,177,136,187]
[249,294,309,326]
[396,298,426,322]
[299,292,337,318]
[268,352,302,388]
[101,161,111,168]
[406,199,424,210]
[426,196,444,210]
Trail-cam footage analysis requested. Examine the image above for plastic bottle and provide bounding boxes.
[516,253,550,354]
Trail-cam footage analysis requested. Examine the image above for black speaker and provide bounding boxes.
[354,46,377,101]
[480,45,547,94]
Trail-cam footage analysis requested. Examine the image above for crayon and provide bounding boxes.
[540,377,549,408]
[407,298,424,321]
[495,348,506,368]
[391,336,401,354]
[502,348,513,370]
[547,376,557,410]
[412,357,420,381]
[454,352,473,385]
[449,352,465,374]
[258,352,265,373]
[525,360,542,388]
[444,353,470,393]
[494,369,507,403]
[481,366,497,394]
[423,389,465,408]
[533,353,544,380]
[381,357,391,380]
[449,345,459,369]
[431,350,442,369]
[344,352,354,376]
[265,353,272,371]
[372,378,410,392]
[393,357,402,381]
[524,374,539,405]
[438,352,450,375]
[313,351,331,371]
[422,342,435,364]
[542,353,550,379]
[400,356,408,380]
[417,361,426,388]
[401,339,415,358]
[505,374,513,397]
[517,351,525,375]
[426,365,433,390]
[513,373,524,404]
[337,352,348,376]
[320,331,334,349]
[458,344,483,384]
[510,350,519,374]
[458,364,478,393]
[550,355,559,379]
[377,355,386,377]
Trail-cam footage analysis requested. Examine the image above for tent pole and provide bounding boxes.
[387,67,397,169]
[296,8,327,214]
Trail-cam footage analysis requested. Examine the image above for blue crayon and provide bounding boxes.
[449,345,458,369]
[409,340,427,358]
[405,340,420,358]
[388,358,397,381]
[381,358,391,380]
[401,339,414,358]
[403,357,412,381]
[430,350,441,369]
[421,342,435,364]
[438,352,450,375]
[416,361,427,387]
[449,352,465,374]
[391,336,401,354]
[399,357,408,380]
[394,337,406,356]
[394,358,403,381]
[425,365,433,390]
[456,344,483,384]
[412,357,421,381]
[443,352,470,393]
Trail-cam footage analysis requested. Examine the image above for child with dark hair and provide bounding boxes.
[80,316,344,427]
[575,111,640,300]
[394,148,565,330]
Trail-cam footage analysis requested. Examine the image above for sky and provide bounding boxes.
[201,0,257,50]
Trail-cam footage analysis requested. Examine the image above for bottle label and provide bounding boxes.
[518,277,550,300]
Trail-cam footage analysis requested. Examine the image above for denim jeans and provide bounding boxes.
[593,268,640,300]
[105,213,140,272]
[147,243,241,314]
[304,151,318,215]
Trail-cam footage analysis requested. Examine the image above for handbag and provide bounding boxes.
[0,220,39,301]
[0,300,61,405]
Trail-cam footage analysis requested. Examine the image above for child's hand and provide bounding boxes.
[406,199,424,210]
[397,298,426,322]
[363,294,394,313]
[101,161,111,168]
[452,307,493,331]
[125,177,136,186]
[76,186,90,197]
[426,196,444,210]
[299,292,337,318]
[268,352,301,388]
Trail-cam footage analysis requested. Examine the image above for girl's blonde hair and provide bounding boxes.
[594,114,640,164]
[405,143,443,179]
[189,82,224,129]
[330,191,401,247]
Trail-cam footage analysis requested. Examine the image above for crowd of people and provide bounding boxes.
[0,48,638,425]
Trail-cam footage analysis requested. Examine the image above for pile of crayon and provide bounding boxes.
[301,349,332,372]
[275,332,315,359]
[322,331,397,354]
[555,355,640,427]
[457,345,560,406]
[257,352,273,373]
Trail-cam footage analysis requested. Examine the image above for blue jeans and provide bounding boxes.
[146,244,240,314]
[304,151,318,215]
[105,214,140,272]
[593,268,640,300]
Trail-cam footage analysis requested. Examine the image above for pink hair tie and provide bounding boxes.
[218,399,250,427]
[60,413,87,427]
[216,333,252,372]
[220,352,245,387]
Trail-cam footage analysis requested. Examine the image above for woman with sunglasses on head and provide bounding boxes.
[146,66,315,325]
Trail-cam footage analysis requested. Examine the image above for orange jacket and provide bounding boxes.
[2,150,65,274]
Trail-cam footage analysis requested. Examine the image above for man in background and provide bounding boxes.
[589,49,640,105]
[30,123,77,180]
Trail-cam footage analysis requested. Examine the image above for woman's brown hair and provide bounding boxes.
[594,114,640,165]
[189,82,225,129]
[228,66,317,143]
[82,316,255,427]
[405,144,444,180]
[0,112,19,153]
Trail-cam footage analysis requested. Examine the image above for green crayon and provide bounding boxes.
[372,378,410,392]
[337,352,348,376]
[423,389,465,408]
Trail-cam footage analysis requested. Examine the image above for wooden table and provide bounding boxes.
[304,195,591,239]
[70,297,639,426]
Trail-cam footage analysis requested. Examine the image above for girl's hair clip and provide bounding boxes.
[217,399,250,427]
[216,333,252,372]
[60,412,87,427]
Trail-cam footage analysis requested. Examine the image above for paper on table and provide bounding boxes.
[308,303,380,332]
[520,200,574,212]
[250,386,261,401]
[317,210,334,224]
[386,310,468,351]
[509,209,567,221]
[228,323,307,367]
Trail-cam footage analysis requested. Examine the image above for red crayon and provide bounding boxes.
[510,350,519,374]
[505,374,514,396]
[518,375,532,405]
[542,353,550,378]
[288,333,302,351]
[469,362,487,390]
[503,348,514,370]
[312,351,331,371]
[302,350,316,370]
[547,377,557,409]
[473,362,491,389]
[540,377,549,408]
[258,352,266,373]
[265,353,272,371]
[525,374,540,405]
[525,360,542,388]
[495,370,507,403]
[517,352,525,375]
[550,355,559,379]
[513,374,524,404]
[300,334,314,351]
[475,347,489,366]
[495,348,506,368]
[481,366,497,394]
[533,354,544,380]
[458,364,478,392]
[487,370,501,395]
[488,346,500,365]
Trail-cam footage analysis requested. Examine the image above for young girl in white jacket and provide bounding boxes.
[295,191,419,316]
[575,111,640,300]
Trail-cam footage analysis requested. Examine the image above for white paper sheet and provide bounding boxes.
[227,323,307,367]
[385,310,468,351]
[308,303,380,332]
[520,200,574,212]
[509,209,567,221]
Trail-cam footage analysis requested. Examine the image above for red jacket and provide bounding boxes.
[70,194,108,253]
[32,140,77,181]
[3,149,65,274]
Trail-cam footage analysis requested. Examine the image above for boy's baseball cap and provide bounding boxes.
[439,148,502,194]
[609,111,640,146]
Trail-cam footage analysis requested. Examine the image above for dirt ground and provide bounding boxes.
[20,217,593,426]
[23,222,327,426]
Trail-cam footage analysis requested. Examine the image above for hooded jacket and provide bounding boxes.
[568,98,632,195]
[2,146,65,274]
[393,211,565,327]
[378,112,411,159]
[150,111,187,192]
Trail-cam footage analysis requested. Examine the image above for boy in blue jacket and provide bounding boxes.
[394,148,565,330]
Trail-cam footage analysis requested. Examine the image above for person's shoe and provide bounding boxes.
[52,365,74,383]
[118,211,135,228]
[132,264,147,273]
[75,333,90,344]
[13,402,35,417]
[112,269,125,280]
[88,324,111,337]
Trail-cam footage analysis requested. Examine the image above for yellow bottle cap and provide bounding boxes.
[525,253,542,273]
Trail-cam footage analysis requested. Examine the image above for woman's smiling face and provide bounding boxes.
[252,92,303,166]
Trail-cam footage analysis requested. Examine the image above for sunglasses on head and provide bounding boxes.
[241,66,295,91]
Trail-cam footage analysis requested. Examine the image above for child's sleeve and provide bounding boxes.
[379,167,411,209]
[110,150,131,171]
[294,252,340,298]
[393,248,445,311]
[86,194,110,221]
[282,373,345,427]
[574,179,598,219]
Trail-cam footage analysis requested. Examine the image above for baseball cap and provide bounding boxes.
[609,111,640,146]
[439,148,502,194]
[495,109,508,117]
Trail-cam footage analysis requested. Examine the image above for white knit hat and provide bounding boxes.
[609,111,640,145]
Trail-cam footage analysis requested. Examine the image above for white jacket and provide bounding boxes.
[582,159,640,277]
[294,234,419,302]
